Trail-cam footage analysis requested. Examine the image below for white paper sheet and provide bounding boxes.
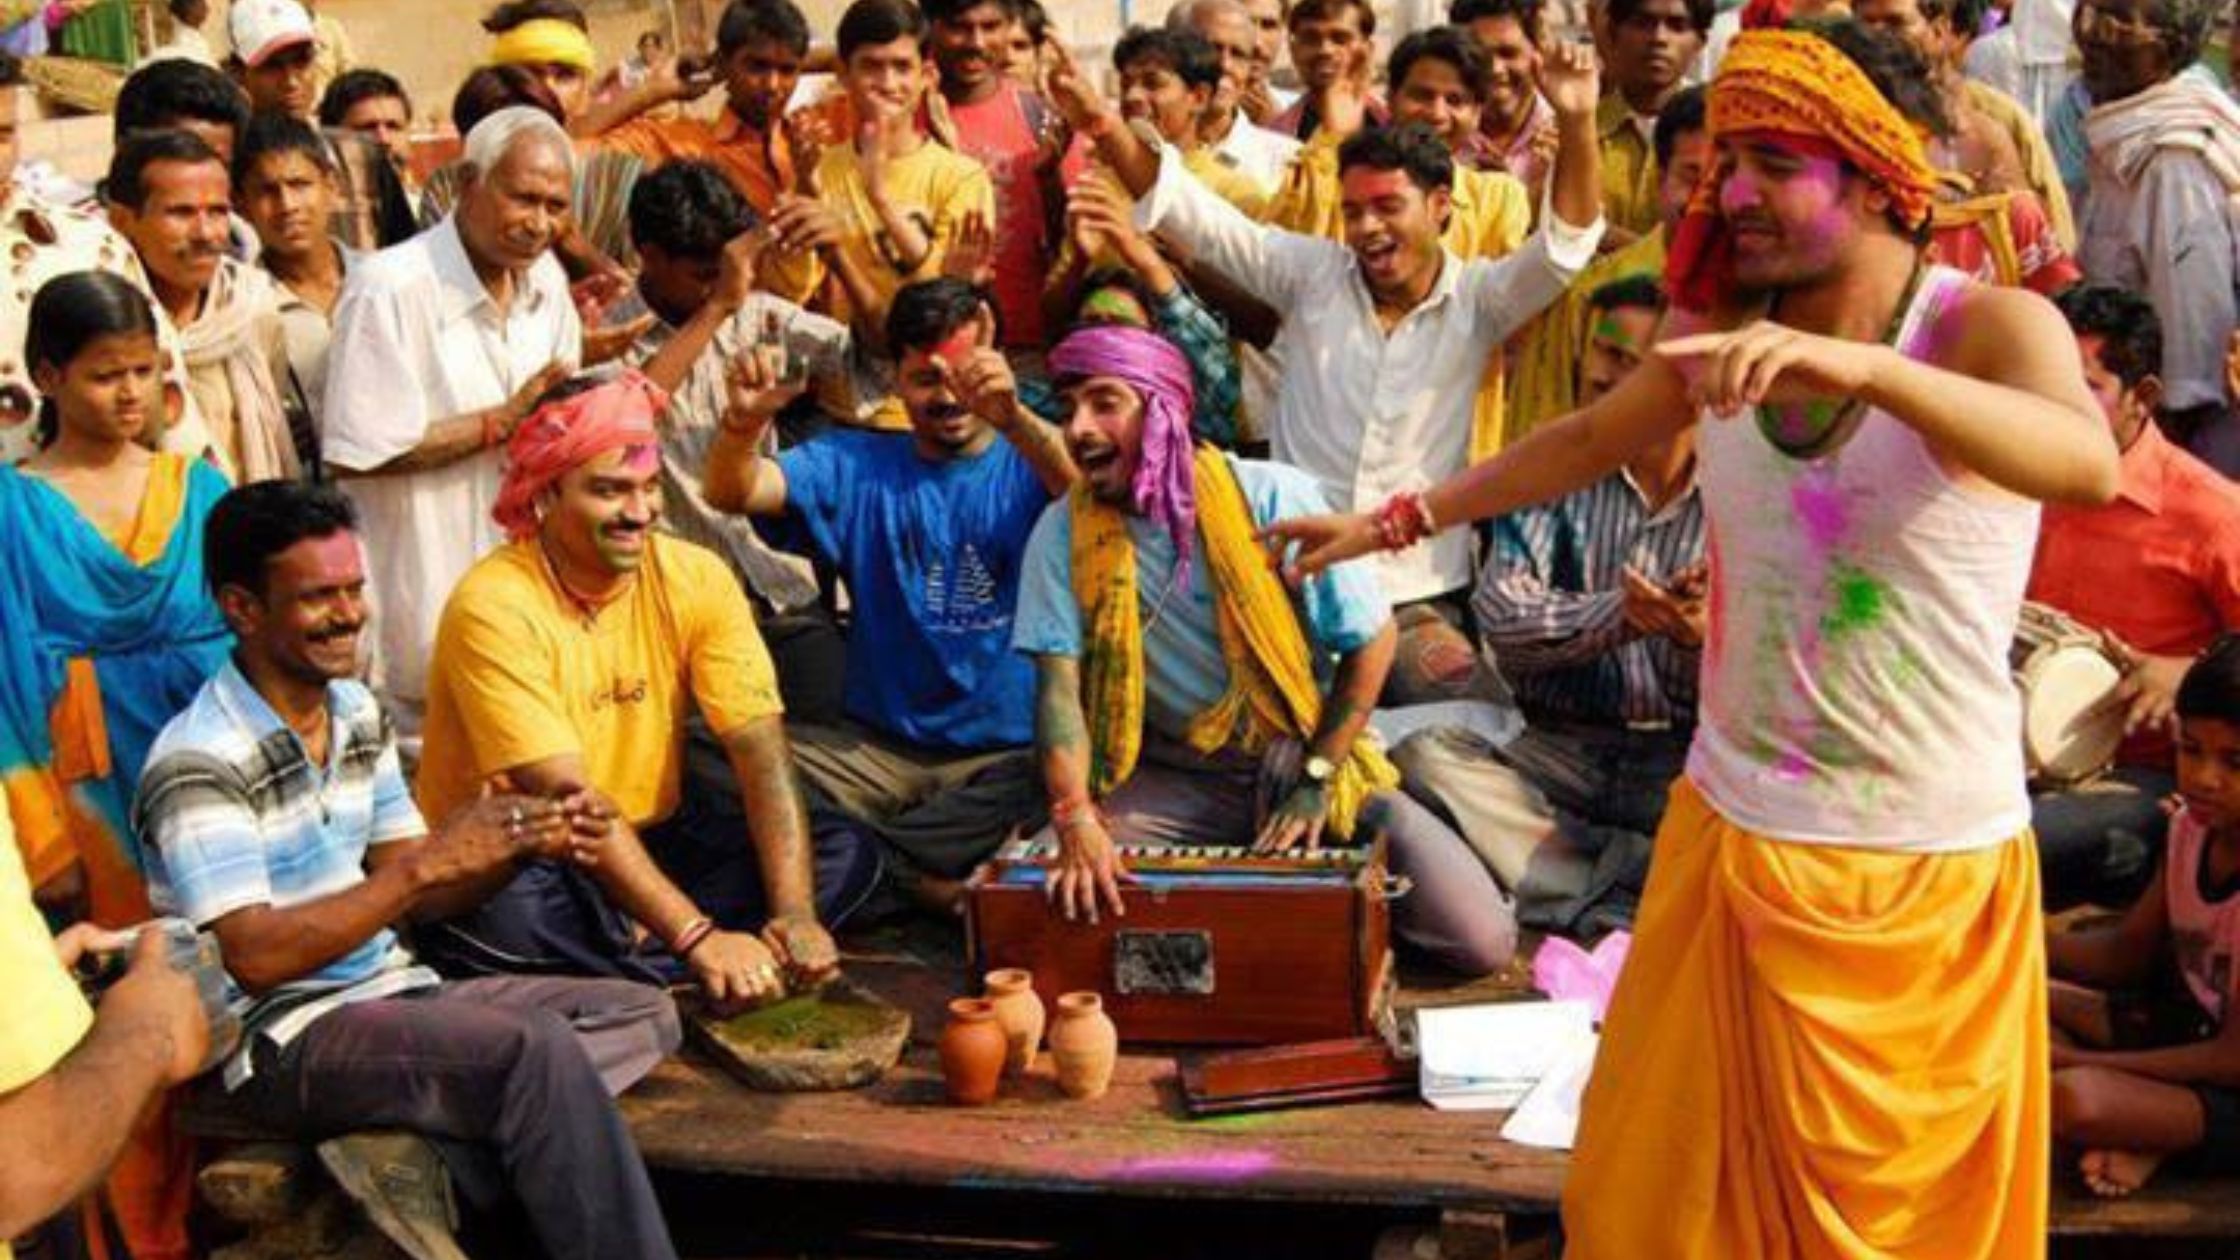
[1499,1030,1601,1149]
[1416,1000,1594,1113]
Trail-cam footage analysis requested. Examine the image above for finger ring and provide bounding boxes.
[509,806,524,827]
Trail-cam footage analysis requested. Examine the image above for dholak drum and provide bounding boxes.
[2011,603,2126,787]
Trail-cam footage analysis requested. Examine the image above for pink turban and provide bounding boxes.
[1047,325,1199,574]
[492,370,666,542]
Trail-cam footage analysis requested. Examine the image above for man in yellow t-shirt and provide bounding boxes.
[761,0,995,346]
[415,373,877,1003]
[0,807,210,1254]
[1590,0,1710,241]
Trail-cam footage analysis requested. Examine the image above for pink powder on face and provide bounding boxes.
[933,327,980,367]
[1339,168,1415,203]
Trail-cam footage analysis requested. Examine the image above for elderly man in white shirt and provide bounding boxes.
[321,107,580,746]
[1039,41,1604,703]
[1169,0,1303,195]
[2072,0,2240,474]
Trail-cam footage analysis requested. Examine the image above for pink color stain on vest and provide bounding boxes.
[1790,474,1847,551]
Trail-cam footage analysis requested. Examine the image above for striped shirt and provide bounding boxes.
[1473,467,1706,728]
[134,659,436,1086]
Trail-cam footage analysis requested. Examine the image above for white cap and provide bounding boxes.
[229,0,316,67]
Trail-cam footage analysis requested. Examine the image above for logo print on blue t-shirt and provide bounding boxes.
[923,543,1009,634]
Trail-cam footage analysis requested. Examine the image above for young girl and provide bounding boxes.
[0,269,232,925]
[0,268,235,1260]
[2050,635,2240,1196]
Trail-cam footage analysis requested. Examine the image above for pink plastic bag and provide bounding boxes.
[1530,931,1631,1024]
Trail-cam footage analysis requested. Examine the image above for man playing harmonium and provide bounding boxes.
[1009,323,1515,975]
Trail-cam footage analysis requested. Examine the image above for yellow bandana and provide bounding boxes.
[490,18,596,72]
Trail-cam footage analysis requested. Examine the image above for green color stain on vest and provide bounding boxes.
[1824,565,1890,636]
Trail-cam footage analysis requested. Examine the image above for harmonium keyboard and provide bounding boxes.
[964,837,1397,1046]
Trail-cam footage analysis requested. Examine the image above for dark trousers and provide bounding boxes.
[2032,765,2174,910]
[230,976,679,1260]
[418,724,883,984]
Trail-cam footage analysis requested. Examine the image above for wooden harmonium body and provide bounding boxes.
[964,838,1395,1046]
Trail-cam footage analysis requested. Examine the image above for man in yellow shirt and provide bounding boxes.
[763,0,995,347]
[415,373,876,1001]
[1268,27,1534,258]
[1591,0,1709,241]
[0,807,211,1255]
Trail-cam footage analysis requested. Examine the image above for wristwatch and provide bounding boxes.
[1303,755,1337,786]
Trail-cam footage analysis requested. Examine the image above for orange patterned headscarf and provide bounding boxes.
[1664,28,1939,311]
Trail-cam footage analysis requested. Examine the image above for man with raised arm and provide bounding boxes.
[1037,34,1604,705]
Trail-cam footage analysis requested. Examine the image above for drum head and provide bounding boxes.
[2022,646,2124,784]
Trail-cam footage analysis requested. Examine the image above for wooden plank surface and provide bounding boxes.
[622,942,1567,1216]
[623,1054,1566,1214]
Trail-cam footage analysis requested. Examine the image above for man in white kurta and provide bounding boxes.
[321,108,581,746]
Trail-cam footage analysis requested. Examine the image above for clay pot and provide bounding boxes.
[938,998,1007,1106]
[1048,992,1118,1100]
[983,968,1045,1077]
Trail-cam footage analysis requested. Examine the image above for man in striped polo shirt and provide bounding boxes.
[134,481,681,1260]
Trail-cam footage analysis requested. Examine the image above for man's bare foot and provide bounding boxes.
[2080,1147,2168,1197]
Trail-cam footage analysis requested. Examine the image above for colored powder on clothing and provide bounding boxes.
[1789,475,1848,550]
[1823,565,1891,636]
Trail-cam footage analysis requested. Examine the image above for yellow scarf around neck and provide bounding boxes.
[1069,446,1397,837]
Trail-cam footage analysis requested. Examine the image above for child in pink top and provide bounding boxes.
[2048,636,2240,1197]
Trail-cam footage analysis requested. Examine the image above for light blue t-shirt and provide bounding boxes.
[1012,456,1391,740]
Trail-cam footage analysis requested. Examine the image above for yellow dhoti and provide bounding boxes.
[1562,779,2049,1260]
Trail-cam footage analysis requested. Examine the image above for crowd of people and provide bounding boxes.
[0,0,2237,1254]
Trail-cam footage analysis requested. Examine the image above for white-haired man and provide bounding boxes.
[322,107,581,747]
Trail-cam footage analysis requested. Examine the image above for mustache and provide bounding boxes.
[311,622,362,644]
[926,402,971,421]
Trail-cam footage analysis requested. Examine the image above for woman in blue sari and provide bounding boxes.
[0,270,231,1260]
[0,270,231,928]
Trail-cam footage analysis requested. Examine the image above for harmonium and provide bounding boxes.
[964,837,1397,1046]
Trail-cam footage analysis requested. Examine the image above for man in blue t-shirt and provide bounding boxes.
[706,278,1076,908]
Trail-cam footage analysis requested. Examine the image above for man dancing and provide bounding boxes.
[1267,23,2119,1257]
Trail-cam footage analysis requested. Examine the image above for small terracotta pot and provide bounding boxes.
[938,998,1006,1105]
[1048,991,1118,1100]
[983,968,1045,1077]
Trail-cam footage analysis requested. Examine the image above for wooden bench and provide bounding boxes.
[178,926,2240,1257]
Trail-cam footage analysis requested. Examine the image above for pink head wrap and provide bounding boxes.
[492,370,667,542]
[1047,325,1199,571]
